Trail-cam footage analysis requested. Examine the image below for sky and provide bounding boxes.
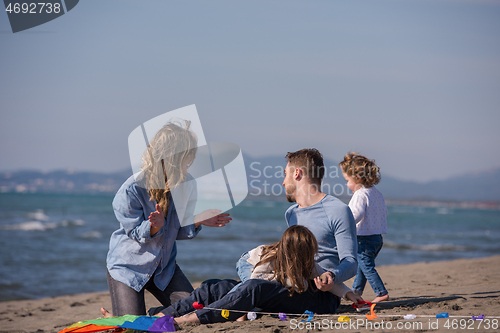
[1,0,499,182]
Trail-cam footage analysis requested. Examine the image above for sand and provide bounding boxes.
[1,255,499,333]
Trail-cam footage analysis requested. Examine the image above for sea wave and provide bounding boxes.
[0,219,85,232]
[61,219,85,227]
[81,231,102,238]
[384,241,471,252]
[0,221,58,231]
[27,209,49,221]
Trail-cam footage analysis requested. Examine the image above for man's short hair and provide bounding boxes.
[285,148,325,185]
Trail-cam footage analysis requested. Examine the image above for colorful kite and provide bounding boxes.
[58,314,175,333]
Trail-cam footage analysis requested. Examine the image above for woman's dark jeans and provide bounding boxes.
[107,264,194,316]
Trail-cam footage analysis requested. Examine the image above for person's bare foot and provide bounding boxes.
[174,312,200,324]
[100,307,113,318]
[236,314,247,321]
[372,294,389,303]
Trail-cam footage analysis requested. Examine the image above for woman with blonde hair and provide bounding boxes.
[106,120,231,316]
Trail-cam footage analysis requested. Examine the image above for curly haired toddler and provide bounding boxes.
[339,152,389,303]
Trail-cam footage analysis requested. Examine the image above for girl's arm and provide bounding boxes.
[245,246,277,282]
[348,190,367,223]
[247,246,264,266]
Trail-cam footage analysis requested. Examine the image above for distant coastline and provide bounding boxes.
[384,198,500,210]
[0,169,130,195]
[2,159,500,205]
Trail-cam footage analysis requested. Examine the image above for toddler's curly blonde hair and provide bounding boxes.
[339,152,381,188]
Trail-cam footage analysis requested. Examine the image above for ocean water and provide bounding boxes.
[0,192,499,302]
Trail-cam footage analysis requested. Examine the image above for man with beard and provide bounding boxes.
[282,149,358,289]
[236,148,357,293]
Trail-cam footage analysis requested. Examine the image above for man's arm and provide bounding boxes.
[331,205,358,283]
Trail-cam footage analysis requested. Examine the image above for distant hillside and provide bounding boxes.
[243,154,500,202]
[1,155,499,202]
[377,168,500,202]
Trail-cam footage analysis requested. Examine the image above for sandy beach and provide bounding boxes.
[1,255,499,333]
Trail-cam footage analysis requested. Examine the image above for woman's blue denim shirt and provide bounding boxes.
[106,174,200,292]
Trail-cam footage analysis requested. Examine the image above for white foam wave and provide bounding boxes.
[60,219,85,227]
[1,221,58,231]
[27,210,49,221]
[436,207,452,215]
[81,231,102,238]
[1,219,85,232]
[384,241,469,252]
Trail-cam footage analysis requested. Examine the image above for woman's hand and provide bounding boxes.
[149,204,164,236]
[314,271,335,291]
[194,209,232,228]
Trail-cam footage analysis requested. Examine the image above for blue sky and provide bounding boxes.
[1,0,499,182]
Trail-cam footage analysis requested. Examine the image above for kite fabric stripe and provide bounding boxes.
[58,315,175,333]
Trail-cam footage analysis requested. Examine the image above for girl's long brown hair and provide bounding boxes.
[254,225,318,294]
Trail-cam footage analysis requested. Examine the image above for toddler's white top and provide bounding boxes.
[349,185,388,236]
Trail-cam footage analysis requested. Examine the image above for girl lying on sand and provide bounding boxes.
[102,225,363,324]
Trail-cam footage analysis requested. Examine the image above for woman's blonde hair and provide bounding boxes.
[338,152,381,188]
[140,120,197,216]
[254,225,318,295]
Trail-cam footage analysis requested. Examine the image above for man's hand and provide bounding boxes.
[194,209,232,228]
[314,271,335,291]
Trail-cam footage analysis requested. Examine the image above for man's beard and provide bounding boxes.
[285,184,296,203]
